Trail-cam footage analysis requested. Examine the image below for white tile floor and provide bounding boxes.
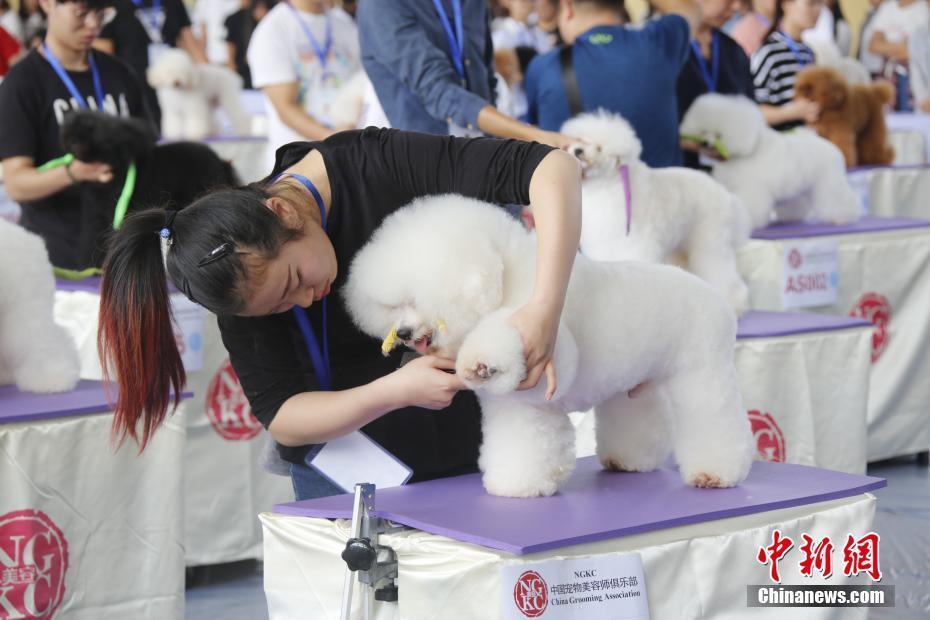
[185,456,930,619]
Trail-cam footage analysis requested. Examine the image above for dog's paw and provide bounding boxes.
[461,361,499,382]
[455,310,525,395]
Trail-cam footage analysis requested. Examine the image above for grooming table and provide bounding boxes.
[847,164,930,219]
[53,278,293,566]
[889,130,927,165]
[0,380,185,618]
[261,458,884,619]
[739,217,930,461]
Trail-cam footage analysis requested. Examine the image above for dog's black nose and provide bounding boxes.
[396,327,413,341]
[572,146,585,158]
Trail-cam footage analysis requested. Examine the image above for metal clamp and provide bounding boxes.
[339,484,402,619]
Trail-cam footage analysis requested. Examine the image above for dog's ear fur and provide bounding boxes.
[60,110,157,167]
[827,70,848,109]
[458,257,504,317]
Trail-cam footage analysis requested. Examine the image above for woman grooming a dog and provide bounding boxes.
[750,0,823,130]
[98,129,582,500]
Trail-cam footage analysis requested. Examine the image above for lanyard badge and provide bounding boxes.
[690,31,720,93]
[43,43,105,110]
[285,2,335,80]
[432,0,466,86]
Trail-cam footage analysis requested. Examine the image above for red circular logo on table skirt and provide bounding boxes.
[0,509,69,619]
[748,410,786,462]
[513,570,548,617]
[787,248,802,269]
[206,358,263,441]
[849,292,892,363]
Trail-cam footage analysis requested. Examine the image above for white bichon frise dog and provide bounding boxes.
[679,93,861,230]
[147,49,251,141]
[345,196,754,498]
[0,220,80,393]
[562,111,751,316]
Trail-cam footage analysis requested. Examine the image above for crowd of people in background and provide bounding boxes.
[2,0,930,267]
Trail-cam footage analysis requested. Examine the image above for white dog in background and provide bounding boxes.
[680,93,862,230]
[345,196,754,498]
[0,220,80,393]
[562,111,751,316]
[147,49,251,140]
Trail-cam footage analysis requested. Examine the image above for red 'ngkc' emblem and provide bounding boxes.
[206,359,263,441]
[849,293,891,363]
[513,570,548,617]
[748,410,785,462]
[0,510,69,619]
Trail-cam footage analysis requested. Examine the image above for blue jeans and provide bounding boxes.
[290,462,345,501]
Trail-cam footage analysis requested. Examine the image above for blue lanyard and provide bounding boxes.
[778,31,810,67]
[690,31,720,93]
[131,0,163,40]
[277,172,332,391]
[43,43,105,110]
[285,2,333,73]
[432,0,465,83]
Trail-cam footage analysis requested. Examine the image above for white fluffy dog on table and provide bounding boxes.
[345,196,754,498]
[680,93,861,230]
[147,48,251,140]
[561,111,751,316]
[0,220,80,393]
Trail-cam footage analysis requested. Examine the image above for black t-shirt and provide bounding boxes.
[223,9,251,89]
[676,30,753,169]
[99,0,192,79]
[217,128,554,480]
[0,49,149,268]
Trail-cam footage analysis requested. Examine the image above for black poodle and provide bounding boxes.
[60,110,239,268]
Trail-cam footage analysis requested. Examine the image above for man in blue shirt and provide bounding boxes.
[357,0,568,146]
[526,0,700,167]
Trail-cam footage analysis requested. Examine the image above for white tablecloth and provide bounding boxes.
[53,290,293,566]
[261,493,876,620]
[886,113,930,163]
[0,403,185,618]
[889,131,927,165]
[847,165,930,219]
[738,226,930,461]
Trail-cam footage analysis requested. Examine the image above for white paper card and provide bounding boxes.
[501,553,650,619]
[781,239,839,309]
[169,294,205,372]
[310,432,413,492]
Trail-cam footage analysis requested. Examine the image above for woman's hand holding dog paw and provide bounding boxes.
[390,356,465,410]
[508,302,558,400]
[791,98,821,124]
[69,160,114,184]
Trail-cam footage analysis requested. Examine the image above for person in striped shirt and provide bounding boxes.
[750,0,822,130]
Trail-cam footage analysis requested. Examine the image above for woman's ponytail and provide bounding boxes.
[98,208,184,450]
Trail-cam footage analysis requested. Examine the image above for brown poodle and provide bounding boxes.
[794,66,895,168]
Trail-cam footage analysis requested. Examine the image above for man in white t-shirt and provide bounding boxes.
[868,0,930,65]
[247,0,360,163]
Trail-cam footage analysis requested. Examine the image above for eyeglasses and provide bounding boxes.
[61,3,110,24]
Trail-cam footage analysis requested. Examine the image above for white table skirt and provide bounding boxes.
[889,130,927,165]
[738,227,930,461]
[886,113,930,163]
[0,408,185,619]
[847,165,930,219]
[53,291,293,566]
[261,493,876,620]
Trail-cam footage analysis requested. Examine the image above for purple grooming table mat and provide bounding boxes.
[737,311,871,339]
[0,380,191,425]
[55,277,102,293]
[274,457,885,555]
[751,216,930,240]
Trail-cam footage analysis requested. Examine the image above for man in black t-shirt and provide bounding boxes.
[95,0,206,125]
[0,0,150,269]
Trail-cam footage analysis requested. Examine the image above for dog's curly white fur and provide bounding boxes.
[562,111,751,315]
[0,220,80,393]
[680,94,862,229]
[147,49,251,140]
[345,196,754,498]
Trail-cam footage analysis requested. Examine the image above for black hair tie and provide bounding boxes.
[159,210,179,245]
